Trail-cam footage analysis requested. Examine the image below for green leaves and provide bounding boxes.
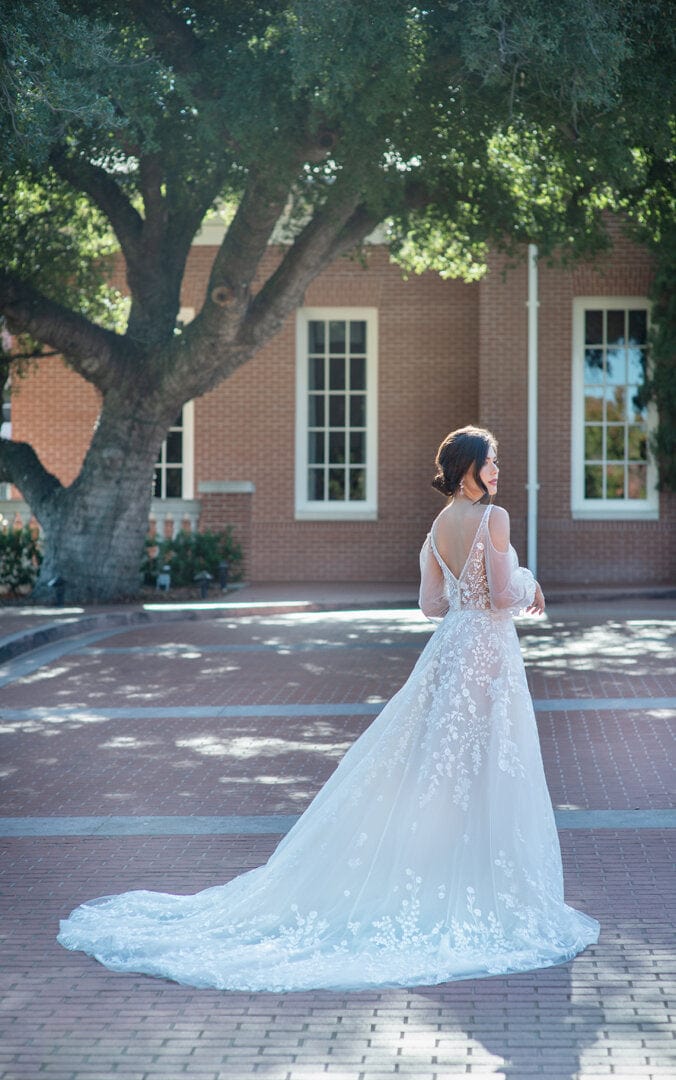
[0,167,125,333]
[0,0,672,385]
[0,0,122,165]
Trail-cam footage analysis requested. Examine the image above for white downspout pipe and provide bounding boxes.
[526,243,539,578]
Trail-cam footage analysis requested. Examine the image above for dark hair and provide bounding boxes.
[432,426,498,499]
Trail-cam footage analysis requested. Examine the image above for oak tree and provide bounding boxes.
[0,0,672,600]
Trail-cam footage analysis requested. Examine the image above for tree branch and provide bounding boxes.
[0,437,62,519]
[239,192,378,349]
[207,170,295,301]
[49,148,143,260]
[138,153,166,252]
[0,272,132,391]
[128,0,204,77]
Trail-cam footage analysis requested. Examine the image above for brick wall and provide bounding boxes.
[11,356,101,487]
[192,245,479,581]
[477,226,674,587]
[9,233,672,587]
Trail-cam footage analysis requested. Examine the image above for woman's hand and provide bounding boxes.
[526,582,546,616]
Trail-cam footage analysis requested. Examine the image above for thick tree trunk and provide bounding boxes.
[31,386,177,604]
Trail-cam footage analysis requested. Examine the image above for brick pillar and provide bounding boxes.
[197,482,254,581]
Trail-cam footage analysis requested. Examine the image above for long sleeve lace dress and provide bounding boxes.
[57,504,599,991]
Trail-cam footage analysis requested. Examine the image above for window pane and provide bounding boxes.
[165,468,182,498]
[627,347,646,386]
[627,425,647,461]
[350,394,366,427]
[328,468,345,500]
[308,395,324,426]
[584,465,603,498]
[153,468,162,498]
[606,464,625,498]
[349,469,366,500]
[329,356,346,390]
[628,310,647,345]
[584,348,604,383]
[308,468,324,501]
[308,321,325,353]
[606,309,625,345]
[627,464,647,499]
[606,425,625,460]
[584,425,602,460]
[605,386,625,422]
[171,412,183,429]
[329,431,346,464]
[605,347,626,385]
[627,386,647,421]
[308,431,325,464]
[166,430,182,463]
[349,321,366,352]
[309,356,325,390]
[329,320,346,354]
[584,388,604,421]
[329,396,345,426]
[350,355,366,390]
[585,310,603,345]
[349,431,365,464]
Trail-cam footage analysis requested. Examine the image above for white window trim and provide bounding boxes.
[178,309,194,500]
[181,399,195,500]
[154,306,195,500]
[295,307,378,521]
[571,297,658,520]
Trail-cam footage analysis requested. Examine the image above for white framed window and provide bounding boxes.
[153,400,194,499]
[571,298,658,519]
[295,308,378,520]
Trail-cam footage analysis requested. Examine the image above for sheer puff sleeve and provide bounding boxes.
[419,535,449,621]
[485,506,537,614]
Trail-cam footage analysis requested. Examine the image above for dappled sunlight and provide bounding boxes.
[520,617,675,675]
[0,711,115,736]
[252,774,303,786]
[98,735,159,751]
[197,664,241,676]
[16,665,71,684]
[176,733,352,760]
[299,661,328,676]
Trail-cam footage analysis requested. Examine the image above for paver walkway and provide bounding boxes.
[0,596,674,1080]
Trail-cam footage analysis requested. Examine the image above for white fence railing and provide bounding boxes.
[0,498,201,537]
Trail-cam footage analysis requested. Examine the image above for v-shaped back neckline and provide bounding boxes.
[430,504,491,583]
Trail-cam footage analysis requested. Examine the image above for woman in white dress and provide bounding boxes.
[58,425,599,991]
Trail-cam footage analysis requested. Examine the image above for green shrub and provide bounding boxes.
[0,524,43,594]
[142,528,242,588]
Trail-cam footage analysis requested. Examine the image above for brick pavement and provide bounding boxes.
[0,598,674,1080]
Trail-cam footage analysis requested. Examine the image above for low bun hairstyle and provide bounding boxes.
[432,426,498,499]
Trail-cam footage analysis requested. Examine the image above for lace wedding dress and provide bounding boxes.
[58,505,599,990]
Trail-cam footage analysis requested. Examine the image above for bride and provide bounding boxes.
[58,425,599,991]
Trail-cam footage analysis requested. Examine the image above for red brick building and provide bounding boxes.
[5,221,674,588]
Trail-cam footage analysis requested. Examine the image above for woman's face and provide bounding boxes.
[478,446,499,496]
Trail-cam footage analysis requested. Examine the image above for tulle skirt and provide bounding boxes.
[58,610,599,991]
